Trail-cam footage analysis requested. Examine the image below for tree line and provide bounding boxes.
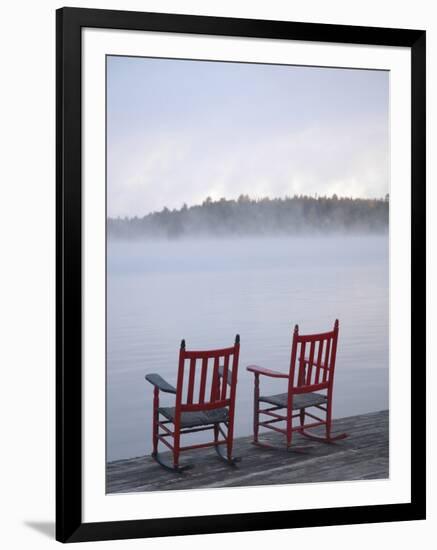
[108,194,389,240]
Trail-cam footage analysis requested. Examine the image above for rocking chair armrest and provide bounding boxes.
[145,373,177,394]
[218,364,233,386]
[246,365,289,379]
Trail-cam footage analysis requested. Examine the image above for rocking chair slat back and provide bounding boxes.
[290,320,339,391]
[187,358,196,404]
[322,337,332,384]
[176,337,240,413]
[297,339,306,387]
[198,357,208,404]
[315,337,324,384]
[220,354,230,401]
[306,340,316,385]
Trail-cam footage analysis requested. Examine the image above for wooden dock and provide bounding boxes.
[107,410,388,493]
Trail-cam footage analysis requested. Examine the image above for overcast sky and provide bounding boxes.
[107,56,389,218]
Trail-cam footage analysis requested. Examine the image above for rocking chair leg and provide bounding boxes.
[252,406,312,452]
[286,409,293,448]
[151,420,193,473]
[151,451,192,473]
[173,430,181,470]
[214,423,240,466]
[299,405,348,443]
[152,430,158,456]
[150,390,190,472]
[299,408,305,428]
[152,388,159,455]
[326,402,332,440]
[253,374,260,444]
[286,414,313,452]
[214,443,241,465]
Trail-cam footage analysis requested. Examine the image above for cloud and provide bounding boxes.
[108,117,388,217]
[107,58,389,217]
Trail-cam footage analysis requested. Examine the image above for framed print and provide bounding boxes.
[56,7,426,543]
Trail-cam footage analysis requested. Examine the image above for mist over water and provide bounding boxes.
[107,235,389,462]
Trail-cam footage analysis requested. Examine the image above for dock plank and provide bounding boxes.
[106,410,388,493]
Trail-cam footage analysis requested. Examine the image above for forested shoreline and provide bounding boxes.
[108,194,389,240]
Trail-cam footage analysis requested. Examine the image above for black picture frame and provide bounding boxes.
[56,6,426,543]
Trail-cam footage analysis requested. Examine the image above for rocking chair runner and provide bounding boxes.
[145,335,240,472]
[247,320,347,450]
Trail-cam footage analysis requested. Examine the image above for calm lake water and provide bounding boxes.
[107,235,389,461]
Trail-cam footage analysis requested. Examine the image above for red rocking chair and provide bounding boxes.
[145,335,240,472]
[247,320,347,450]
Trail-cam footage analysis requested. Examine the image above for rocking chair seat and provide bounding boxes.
[158,406,229,428]
[259,392,327,410]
